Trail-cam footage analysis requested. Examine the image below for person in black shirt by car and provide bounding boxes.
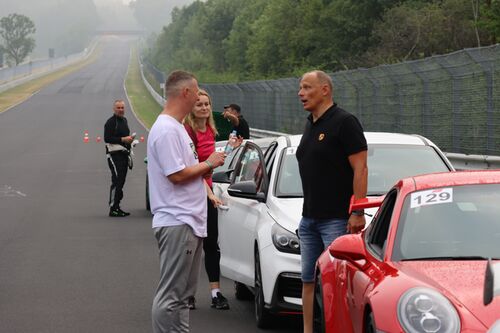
[222,103,250,139]
[104,100,135,217]
[296,70,368,333]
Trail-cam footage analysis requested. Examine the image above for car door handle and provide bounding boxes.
[218,205,229,211]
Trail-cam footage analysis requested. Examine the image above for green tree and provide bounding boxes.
[366,0,486,64]
[480,0,500,43]
[224,0,268,78]
[0,13,36,65]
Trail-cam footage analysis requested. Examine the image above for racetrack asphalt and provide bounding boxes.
[0,36,301,333]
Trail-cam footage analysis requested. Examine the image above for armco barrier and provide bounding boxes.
[444,153,500,170]
[0,38,98,94]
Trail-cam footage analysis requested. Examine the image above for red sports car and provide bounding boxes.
[314,170,500,333]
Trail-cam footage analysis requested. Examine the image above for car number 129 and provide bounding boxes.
[410,188,453,208]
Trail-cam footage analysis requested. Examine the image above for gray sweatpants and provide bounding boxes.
[152,225,203,333]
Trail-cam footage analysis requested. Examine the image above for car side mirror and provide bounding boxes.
[227,180,266,203]
[212,169,233,183]
[328,234,367,268]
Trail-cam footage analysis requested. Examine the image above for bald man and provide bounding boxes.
[296,70,368,333]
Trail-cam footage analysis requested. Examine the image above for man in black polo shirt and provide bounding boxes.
[296,70,368,333]
[223,103,250,139]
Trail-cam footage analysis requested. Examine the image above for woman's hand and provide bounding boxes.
[208,194,223,208]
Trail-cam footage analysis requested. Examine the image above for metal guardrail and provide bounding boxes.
[0,38,99,94]
[444,153,500,170]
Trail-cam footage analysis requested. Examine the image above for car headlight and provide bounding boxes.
[271,223,300,254]
[397,287,460,333]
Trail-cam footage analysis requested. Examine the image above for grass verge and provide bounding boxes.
[125,45,162,130]
[0,44,102,114]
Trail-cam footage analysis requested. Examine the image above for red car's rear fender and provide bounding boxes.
[317,253,355,333]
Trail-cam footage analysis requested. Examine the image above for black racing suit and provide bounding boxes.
[104,115,131,211]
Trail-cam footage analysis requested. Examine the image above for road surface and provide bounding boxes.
[0,36,301,333]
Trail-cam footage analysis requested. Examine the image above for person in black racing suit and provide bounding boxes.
[104,99,134,217]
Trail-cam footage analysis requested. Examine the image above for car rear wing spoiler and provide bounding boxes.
[349,195,385,215]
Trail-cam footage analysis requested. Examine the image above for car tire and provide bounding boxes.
[365,311,376,333]
[313,273,326,333]
[146,173,150,211]
[235,281,253,300]
[254,249,272,328]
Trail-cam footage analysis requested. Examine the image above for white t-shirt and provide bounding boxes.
[147,114,207,237]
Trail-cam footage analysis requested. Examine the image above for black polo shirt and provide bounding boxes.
[296,104,367,219]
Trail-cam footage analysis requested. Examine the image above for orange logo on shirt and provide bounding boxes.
[318,133,325,141]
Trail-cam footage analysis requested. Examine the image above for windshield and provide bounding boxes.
[366,145,449,195]
[275,144,450,197]
[393,184,500,261]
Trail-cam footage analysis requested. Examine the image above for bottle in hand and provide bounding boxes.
[224,130,238,156]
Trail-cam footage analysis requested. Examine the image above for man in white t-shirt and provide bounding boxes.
[148,70,225,333]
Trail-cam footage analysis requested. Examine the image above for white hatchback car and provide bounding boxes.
[213,132,455,328]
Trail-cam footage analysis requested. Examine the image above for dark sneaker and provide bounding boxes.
[188,296,196,310]
[109,209,127,217]
[117,208,130,216]
[211,292,230,310]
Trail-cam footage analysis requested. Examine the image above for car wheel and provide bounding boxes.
[313,273,326,333]
[365,311,376,333]
[235,281,253,300]
[146,173,150,211]
[254,249,272,328]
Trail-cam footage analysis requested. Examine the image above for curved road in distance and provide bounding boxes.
[0,36,301,333]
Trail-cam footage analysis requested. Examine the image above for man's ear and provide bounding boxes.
[322,84,329,96]
[181,87,189,98]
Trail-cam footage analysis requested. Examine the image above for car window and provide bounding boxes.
[264,142,278,178]
[233,144,266,192]
[213,146,242,174]
[275,147,302,197]
[367,145,450,195]
[393,184,500,261]
[366,189,397,258]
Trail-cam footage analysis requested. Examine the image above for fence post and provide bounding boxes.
[408,60,431,139]
[433,56,461,152]
[362,68,381,130]
[339,72,363,124]
[464,47,495,154]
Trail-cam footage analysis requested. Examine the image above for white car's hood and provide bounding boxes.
[267,197,303,233]
[267,196,379,234]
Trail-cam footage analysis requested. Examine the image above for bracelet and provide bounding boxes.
[204,160,213,170]
[351,210,364,216]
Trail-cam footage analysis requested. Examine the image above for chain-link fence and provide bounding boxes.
[142,44,500,155]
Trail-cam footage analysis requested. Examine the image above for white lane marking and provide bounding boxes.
[0,185,27,197]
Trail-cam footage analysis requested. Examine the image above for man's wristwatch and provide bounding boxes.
[351,210,365,216]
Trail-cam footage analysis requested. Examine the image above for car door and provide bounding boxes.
[218,142,268,286]
[342,190,398,332]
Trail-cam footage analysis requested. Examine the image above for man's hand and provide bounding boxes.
[206,152,225,169]
[347,214,366,234]
[121,136,134,144]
